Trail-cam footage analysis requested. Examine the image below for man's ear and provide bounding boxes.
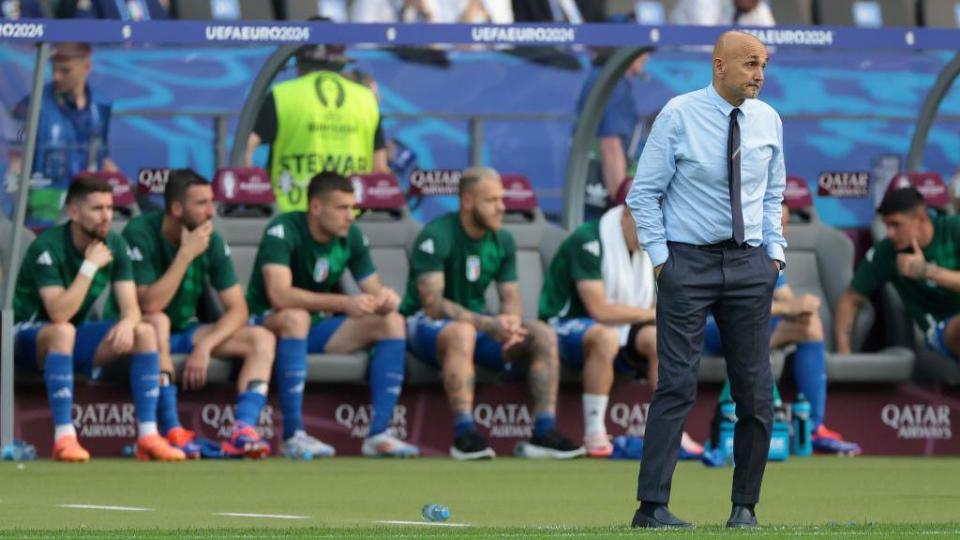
[65,202,78,221]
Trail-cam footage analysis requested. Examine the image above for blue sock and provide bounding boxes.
[157,385,181,434]
[130,352,160,424]
[368,339,405,437]
[793,341,827,429]
[534,413,556,438]
[235,391,267,427]
[277,338,307,440]
[44,352,74,428]
[454,413,475,438]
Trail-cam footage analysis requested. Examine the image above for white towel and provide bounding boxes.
[599,206,656,346]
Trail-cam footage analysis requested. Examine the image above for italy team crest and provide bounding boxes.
[466,255,481,282]
[313,258,330,283]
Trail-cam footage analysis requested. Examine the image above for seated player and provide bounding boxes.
[706,202,861,455]
[118,169,275,458]
[539,196,701,457]
[13,176,184,462]
[400,166,583,460]
[247,171,418,458]
[838,186,960,363]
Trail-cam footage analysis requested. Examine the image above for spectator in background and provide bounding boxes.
[245,34,388,213]
[576,47,650,218]
[6,43,117,230]
[350,0,512,23]
[349,0,434,22]
[670,0,775,26]
[449,0,513,23]
[350,0,403,22]
[305,0,349,21]
[57,0,170,19]
[1,0,48,18]
[513,0,604,22]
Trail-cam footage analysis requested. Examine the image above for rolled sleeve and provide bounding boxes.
[762,114,787,264]
[626,105,678,268]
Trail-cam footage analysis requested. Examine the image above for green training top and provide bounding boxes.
[115,210,237,332]
[245,211,376,320]
[850,213,960,332]
[399,212,517,316]
[14,222,133,325]
[538,221,603,320]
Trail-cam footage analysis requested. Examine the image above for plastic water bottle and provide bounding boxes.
[122,443,136,457]
[287,448,313,461]
[792,394,813,457]
[718,400,737,464]
[768,402,791,461]
[421,503,450,522]
[1,440,37,461]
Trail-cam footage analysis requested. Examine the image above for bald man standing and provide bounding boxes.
[626,32,786,528]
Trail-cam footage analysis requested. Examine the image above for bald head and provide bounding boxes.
[712,31,768,106]
[713,31,762,59]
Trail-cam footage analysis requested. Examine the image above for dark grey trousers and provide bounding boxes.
[637,241,778,506]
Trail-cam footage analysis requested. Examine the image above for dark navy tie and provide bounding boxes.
[728,108,745,246]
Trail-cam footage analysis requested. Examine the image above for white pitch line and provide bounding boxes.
[58,503,153,512]
[375,520,471,527]
[215,512,310,520]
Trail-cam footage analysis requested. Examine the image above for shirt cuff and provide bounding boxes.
[647,243,669,268]
[766,243,785,266]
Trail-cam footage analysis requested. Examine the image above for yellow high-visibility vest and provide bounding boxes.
[271,70,379,213]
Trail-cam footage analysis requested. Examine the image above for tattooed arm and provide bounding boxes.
[417,271,516,341]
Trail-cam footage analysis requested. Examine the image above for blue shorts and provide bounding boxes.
[249,313,347,353]
[549,317,596,369]
[406,312,506,371]
[170,324,201,354]
[550,317,651,374]
[14,320,115,378]
[926,317,959,361]
[703,314,781,357]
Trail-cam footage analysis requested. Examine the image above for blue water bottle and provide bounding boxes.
[421,503,450,522]
[718,400,737,464]
[768,401,791,461]
[1,440,37,461]
[792,394,813,457]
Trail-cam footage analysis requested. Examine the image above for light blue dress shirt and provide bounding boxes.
[626,83,787,268]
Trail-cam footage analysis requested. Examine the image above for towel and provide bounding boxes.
[599,205,656,345]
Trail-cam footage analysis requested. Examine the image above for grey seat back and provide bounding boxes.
[815,0,916,26]
[920,0,960,27]
[608,0,678,23]
[212,216,272,288]
[174,0,275,19]
[342,207,422,295]
[483,207,566,319]
[282,0,323,19]
[784,221,867,351]
[769,0,813,24]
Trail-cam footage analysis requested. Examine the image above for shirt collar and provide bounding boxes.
[705,83,751,118]
[50,83,93,112]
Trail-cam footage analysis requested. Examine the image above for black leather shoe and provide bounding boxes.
[631,505,693,528]
[726,505,758,528]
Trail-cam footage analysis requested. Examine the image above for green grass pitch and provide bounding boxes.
[1,457,958,538]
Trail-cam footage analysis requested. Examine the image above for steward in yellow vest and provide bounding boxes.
[246,42,387,213]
